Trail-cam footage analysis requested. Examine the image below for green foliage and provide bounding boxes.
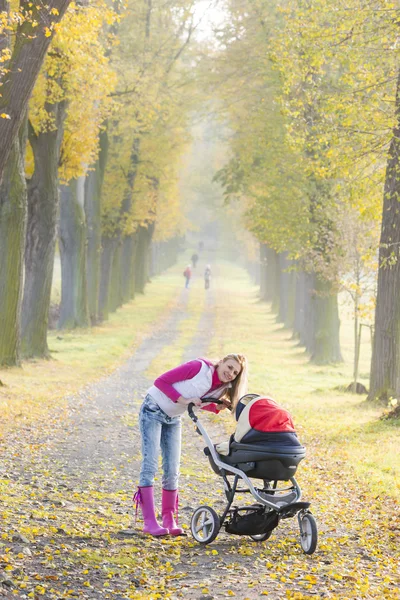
[101,0,200,241]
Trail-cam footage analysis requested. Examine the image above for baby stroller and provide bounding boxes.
[188,394,318,554]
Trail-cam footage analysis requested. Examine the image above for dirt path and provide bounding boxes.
[0,282,399,600]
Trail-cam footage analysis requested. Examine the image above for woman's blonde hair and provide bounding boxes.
[217,353,248,412]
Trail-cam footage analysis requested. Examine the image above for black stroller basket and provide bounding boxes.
[205,441,306,480]
[225,505,280,536]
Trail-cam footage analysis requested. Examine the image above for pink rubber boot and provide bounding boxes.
[133,487,168,536]
[162,488,184,536]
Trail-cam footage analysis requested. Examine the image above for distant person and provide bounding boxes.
[204,264,211,290]
[191,253,199,268]
[183,264,192,288]
[198,241,204,253]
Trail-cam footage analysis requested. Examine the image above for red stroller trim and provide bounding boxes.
[249,397,296,433]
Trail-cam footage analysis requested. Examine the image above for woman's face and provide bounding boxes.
[217,358,241,383]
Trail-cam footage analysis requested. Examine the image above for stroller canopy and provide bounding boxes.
[234,394,297,445]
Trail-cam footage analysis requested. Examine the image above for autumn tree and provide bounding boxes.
[0,0,71,182]
[211,0,400,369]
[98,0,197,319]
[21,1,116,347]
[0,0,70,365]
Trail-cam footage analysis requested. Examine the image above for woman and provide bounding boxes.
[134,353,248,536]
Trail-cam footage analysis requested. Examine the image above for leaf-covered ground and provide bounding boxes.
[0,277,399,599]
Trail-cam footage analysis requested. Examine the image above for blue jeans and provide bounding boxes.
[139,394,182,490]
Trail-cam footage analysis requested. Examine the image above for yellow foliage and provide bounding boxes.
[29,1,118,181]
[100,0,198,241]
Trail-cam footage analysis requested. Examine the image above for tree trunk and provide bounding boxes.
[109,241,123,312]
[278,252,290,324]
[0,0,71,184]
[150,241,160,277]
[311,275,343,364]
[98,236,117,322]
[118,136,141,298]
[259,243,269,301]
[0,126,27,366]
[151,237,179,275]
[285,265,296,330]
[293,269,306,341]
[270,250,281,314]
[58,179,89,329]
[368,69,400,402]
[21,106,66,357]
[120,233,137,302]
[85,129,109,325]
[134,224,154,294]
[301,271,316,354]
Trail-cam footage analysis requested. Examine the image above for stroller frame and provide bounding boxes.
[188,400,318,554]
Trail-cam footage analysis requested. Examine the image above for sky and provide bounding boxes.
[192,0,227,41]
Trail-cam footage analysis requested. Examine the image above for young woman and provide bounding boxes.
[134,353,248,536]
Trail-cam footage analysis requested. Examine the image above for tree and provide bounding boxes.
[0,0,70,366]
[21,1,116,344]
[0,0,71,183]
[368,70,400,402]
[0,120,27,365]
[98,0,198,317]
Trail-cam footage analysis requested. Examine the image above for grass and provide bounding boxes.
[0,271,183,435]
[207,261,399,500]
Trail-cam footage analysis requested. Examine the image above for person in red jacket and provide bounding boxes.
[183,264,192,288]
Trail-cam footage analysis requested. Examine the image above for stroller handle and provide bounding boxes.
[188,397,224,421]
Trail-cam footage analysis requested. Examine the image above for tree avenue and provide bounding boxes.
[0,0,71,365]
[0,0,399,414]
[208,0,400,406]
[0,0,200,366]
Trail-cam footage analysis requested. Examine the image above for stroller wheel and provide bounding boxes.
[191,505,220,544]
[249,530,273,542]
[298,512,318,555]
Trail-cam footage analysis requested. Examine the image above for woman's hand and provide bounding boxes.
[218,398,233,411]
[176,396,202,407]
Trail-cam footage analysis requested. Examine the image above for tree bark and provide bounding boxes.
[109,241,123,312]
[58,179,90,329]
[278,252,290,324]
[120,233,137,302]
[0,123,27,366]
[21,106,66,357]
[85,129,109,324]
[285,264,296,330]
[151,238,179,275]
[311,276,343,364]
[117,137,140,302]
[259,243,269,301]
[0,0,71,184]
[368,69,400,402]
[293,269,306,341]
[270,250,281,315]
[301,271,316,354]
[134,224,154,293]
[98,236,117,322]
